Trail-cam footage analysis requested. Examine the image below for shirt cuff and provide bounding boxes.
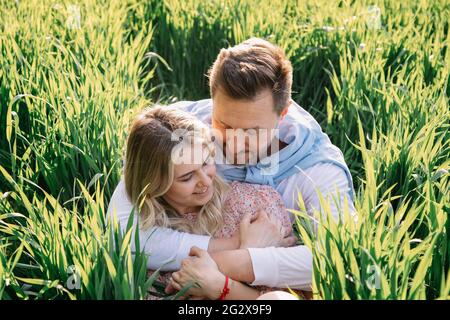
[176,233,211,263]
[247,247,279,287]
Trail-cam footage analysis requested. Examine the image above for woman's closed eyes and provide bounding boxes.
[178,158,211,182]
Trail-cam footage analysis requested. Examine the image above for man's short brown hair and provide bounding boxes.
[208,38,293,114]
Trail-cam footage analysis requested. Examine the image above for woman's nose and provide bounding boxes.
[197,169,212,187]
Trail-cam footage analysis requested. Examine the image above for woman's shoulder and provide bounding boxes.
[106,178,133,219]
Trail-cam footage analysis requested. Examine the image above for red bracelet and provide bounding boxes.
[217,276,230,300]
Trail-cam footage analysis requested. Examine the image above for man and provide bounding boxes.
[107,38,355,292]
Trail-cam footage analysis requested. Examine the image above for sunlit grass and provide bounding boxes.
[0,0,449,299]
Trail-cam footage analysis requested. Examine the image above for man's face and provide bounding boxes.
[211,88,282,165]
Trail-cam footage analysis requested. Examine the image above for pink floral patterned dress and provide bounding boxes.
[147,181,309,300]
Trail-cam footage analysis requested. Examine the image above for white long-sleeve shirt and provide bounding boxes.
[106,162,355,290]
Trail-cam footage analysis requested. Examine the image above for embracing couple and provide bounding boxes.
[107,38,356,300]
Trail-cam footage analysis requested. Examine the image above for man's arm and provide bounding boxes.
[210,249,256,283]
[210,246,313,290]
[209,163,355,290]
[297,163,356,223]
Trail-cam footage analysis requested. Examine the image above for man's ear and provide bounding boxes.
[279,101,291,120]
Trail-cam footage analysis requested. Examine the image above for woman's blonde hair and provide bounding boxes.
[124,105,228,235]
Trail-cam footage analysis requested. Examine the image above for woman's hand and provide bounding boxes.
[165,246,226,300]
[239,209,296,249]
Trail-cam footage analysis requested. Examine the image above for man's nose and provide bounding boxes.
[229,133,247,153]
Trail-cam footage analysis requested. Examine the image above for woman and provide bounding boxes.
[123,105,301,299]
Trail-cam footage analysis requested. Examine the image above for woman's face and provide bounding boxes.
[163,144,217,214]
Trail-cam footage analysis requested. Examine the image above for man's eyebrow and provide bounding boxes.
[216,118,260,130]
[228,125,261,131]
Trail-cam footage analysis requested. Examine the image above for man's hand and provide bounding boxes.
[239,209,296,249]
[165,246,226,300]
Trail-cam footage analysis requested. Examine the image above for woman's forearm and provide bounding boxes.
[210,249,256,283]
[224,278,261,300]
[208,237,239,252]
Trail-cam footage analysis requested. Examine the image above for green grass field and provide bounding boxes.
[0,0,449,300]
